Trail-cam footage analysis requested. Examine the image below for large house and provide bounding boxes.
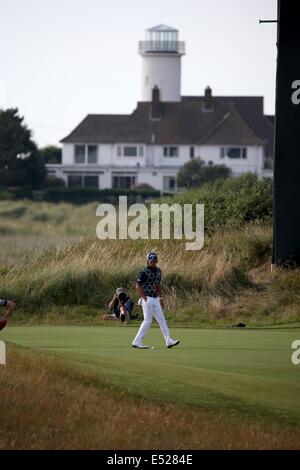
[48,25,274,193]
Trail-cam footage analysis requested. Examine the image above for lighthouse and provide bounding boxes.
[139,24,185,102]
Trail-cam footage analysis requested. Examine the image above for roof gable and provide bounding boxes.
[60,96,273,150]
[197,109,264,146]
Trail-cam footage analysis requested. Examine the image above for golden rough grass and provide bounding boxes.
[0,348,299,450]
[1,201,298,325]
[208,296,226,320]
[2,219,298,326]
[3,235,240,288]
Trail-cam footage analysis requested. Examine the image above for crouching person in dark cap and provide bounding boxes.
[103,288,136,323]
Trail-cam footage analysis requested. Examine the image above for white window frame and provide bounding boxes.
[163,175,177,191]
[87,145,98,164]
[74,145,85,164]
[220,146,247,160]
[163,146,179,158]
[83,174,99,188]
[116,145,144,157]
[67,173,99,188]
[112,175,137,189]
[74,144,98,164]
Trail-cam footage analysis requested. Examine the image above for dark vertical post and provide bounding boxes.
[273,0,300,266]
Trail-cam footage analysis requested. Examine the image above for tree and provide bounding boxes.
[39,145,62,164]
[177,158,231,188]
[0,108,46,188]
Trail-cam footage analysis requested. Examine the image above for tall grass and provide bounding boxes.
[0,200,98,266]
[0,200,98,237]
[0,219,287,326]
[0,180,299,326]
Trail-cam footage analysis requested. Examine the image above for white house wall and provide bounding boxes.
[137,170,162,189]
[99,171,111,189]
[151,145,190,167]
[112,144,146,167]
[136,169,178,190]
[198,145,264,176]
[56,143,265,190]
[99,144,111,165]
[62,144,74,164]
[62,143,112,165]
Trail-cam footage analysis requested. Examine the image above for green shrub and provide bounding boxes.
[0,189,14,200]
[0,187,161,204]
[177,159,231,188]
[159,174,273,232]
[43,187,160,204]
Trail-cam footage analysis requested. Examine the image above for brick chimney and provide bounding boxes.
[151,85,161,119]
[203,86,213,112]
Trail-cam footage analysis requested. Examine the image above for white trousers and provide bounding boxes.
[133,296,173,346]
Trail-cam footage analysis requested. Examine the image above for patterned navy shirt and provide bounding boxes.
[137,266,162,298]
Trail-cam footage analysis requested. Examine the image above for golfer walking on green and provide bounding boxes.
[132,252,180,350]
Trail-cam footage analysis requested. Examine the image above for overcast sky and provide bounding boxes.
[0,0,277,147]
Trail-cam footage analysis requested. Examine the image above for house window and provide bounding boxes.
[124,146,138,157]
[116,145,144,157]
[68,175,82,187]
[84,175,99,188]
[163,176,177,191]
[74,145,99,164]
[68,174,99,188]
[163,146,179,157]
[220,147,247,159]
[190,147,195,159]
[112,175,136,189]
[87,145,98,164]
[74,145,85,164]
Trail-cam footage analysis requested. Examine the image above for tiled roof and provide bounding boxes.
[61,96,274,156]
[198,110,264,145]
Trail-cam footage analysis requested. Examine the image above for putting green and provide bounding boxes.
[2,326,300,422]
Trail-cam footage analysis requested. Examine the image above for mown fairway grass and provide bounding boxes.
[2,326,300,425]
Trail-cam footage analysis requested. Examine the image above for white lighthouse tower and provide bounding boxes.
[139,24,185,102]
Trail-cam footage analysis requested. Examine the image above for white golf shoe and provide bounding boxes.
[167,340,180,349]
[132,343,150,349]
